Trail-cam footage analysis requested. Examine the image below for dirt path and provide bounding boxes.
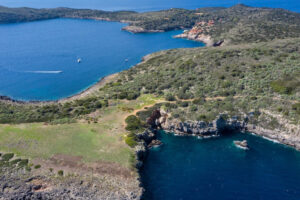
[122,95,299,128]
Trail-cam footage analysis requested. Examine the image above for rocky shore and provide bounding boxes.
[122,25,164,33]
[174,32,214,46]
[160,114,300,150]
[135,109,300,159]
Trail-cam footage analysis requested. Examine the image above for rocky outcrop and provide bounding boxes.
[247,124,300,150]
[158,112,246,137]
[174,32,214,46]
[135,129,160,169]
[147,140,163,148]
[150,109,300,150]
[122,26,164,33]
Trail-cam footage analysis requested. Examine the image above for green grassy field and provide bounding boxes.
[0,94,161,170]
[0,122,131,166]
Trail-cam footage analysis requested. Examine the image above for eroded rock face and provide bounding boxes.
[122,26,164,33]
[154,109,300,150]
[158,114,246,137]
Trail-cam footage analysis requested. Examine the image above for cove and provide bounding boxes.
[141,131,300,200]
[0,18,203,101]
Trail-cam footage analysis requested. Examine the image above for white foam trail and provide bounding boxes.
[24,70,63,74]
[262,136,280,143]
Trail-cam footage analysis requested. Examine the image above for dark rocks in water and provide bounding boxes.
[234,140,249,150]
[148,140,163,148]
[137,130,156,145]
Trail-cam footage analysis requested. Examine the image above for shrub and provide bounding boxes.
[18,159,29,167]
[176,101,189,107]
[270,74,300,95]
[125,115,145,133]
[2,153,14,161]
[129,153,136,170]
[58,170,64,176]
[10,159,21,165]
[197,114,207,121]
[189,105,198,112]
[34,164,41,169]
[126,92,140,100]
[292,103,300,114]
[270,80,293,95]
[125,134,138,148]
[165,93,176,101]
[193,98,206,105]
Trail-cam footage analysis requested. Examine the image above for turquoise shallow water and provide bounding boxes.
[0,19,203,100]
[141,131,300,200]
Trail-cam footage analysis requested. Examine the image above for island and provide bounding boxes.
[0,4,299,200]
[234,140,249,150]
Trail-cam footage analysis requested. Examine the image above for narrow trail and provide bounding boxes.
[122,95,299,128]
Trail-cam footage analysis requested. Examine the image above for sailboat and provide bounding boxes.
[77,58,82,63]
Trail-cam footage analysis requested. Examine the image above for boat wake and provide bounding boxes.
[0,66,63,74]
[24,70,63,74]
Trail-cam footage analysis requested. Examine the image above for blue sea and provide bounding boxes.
[0,19,202,100]
[142,131,300,200]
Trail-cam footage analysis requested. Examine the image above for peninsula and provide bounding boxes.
[0,4,299,200]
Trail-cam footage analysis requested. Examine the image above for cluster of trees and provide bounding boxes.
[0,97,108,123]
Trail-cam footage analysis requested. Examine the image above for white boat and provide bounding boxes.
[77,58,82,63]
[125,58,129,62]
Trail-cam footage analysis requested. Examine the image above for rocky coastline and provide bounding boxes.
[122,25,165,33]
[158,112,300,151]
[174,32,215,46]
[135,109,300,170]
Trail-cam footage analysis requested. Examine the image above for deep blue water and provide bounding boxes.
[141,131,300,200]
[0,0,299,12]
[0,19,203,100]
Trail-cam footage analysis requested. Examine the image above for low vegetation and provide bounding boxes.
[0,6,299,180]
[1,4,300,45]
[99,38,299,125]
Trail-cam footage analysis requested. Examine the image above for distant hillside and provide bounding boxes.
[101,38,300,123]
[1,4,300,45]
